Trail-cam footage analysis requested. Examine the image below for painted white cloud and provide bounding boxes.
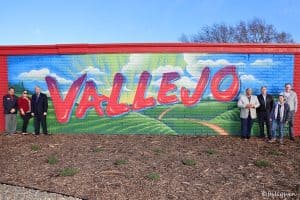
[121,54,150,73]
[87,78,104,85]
[239,74,258,82]
[78,66,105,75]
[18,68,72,84]
[104,86,132,92]
[151,76,197,90]
[184,53,245,78]
[152,65,184,77]
[239,74,263,88]
[250,58,277,66]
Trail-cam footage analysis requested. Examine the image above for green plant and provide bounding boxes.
[93,147,103,152]
[153,148,166,155]
[146,172,160,181]
[59,167,79,177]
[47,155,59,165]
[114,159,128,165]
[254,160,270,168]
[182,159,196,166]
[31,144,41,152]
[205,149,216,155]
[269,150,283,156]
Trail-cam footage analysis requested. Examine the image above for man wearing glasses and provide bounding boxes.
[282,83,298,141]
[18,90,32,135]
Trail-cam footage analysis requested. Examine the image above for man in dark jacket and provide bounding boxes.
[31,86,48,135]
[3,87,18,135]
[256,86,274,140]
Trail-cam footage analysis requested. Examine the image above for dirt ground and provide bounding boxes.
[0,134,299,200]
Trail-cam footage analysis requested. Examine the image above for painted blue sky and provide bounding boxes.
[8,53,294,102]
[0,0,299,44]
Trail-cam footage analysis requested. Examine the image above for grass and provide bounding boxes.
[182,159,196,166]
[254,160,271,168]
[269,150,283,156]
[47,155,59,165]
[160,102,236,120]
[162,118,217,135]
[93,147,103,152]
[205,149,217,155]
[31,144,41,152]
[146,172,160,181]
[153,148,166,155]
[59,167,79,177]
[114,159,128,165]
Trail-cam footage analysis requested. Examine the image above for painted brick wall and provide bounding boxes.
[0,44,299,136]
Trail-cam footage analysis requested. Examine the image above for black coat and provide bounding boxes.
[31,93,48,116]
[256,94,274,114]
[3,94,18,114]
[270,102,290,122]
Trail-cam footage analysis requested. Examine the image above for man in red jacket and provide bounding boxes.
[18,90,32,135]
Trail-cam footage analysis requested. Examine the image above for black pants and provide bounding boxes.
[21,113,32,133]
[257,112,271,139]
[34,115,47,134]
[241,115,253,139]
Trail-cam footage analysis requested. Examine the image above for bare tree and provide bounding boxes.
[180,18,294,43]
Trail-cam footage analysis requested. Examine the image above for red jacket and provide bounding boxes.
[18,97,31,114]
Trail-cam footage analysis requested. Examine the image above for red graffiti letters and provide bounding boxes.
[46,66,240,123]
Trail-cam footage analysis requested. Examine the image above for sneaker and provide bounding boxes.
[279,139,284,145]
[22,132,28,135]
[290,137,295,141]
[268,138,276,143]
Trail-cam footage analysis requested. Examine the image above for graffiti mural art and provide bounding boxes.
[8,53,294,135]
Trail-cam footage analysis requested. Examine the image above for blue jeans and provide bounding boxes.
[271,120,285,139]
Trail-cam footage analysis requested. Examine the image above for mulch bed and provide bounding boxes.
[0,134,299,200]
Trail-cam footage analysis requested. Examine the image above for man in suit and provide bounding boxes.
[31,86,48,135]
[237,88,260,140]
[3,87,18,135]
[256,86,274,140]
[282,83,298,141]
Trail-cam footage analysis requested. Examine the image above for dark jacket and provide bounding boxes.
[270,102,290,123]
[256,94,274,114]
[3,94,18,114]
[31,93,48,116]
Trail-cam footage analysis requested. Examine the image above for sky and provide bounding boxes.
[0,0,299,45]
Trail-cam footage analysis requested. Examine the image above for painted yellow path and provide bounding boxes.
[158,106,229,136]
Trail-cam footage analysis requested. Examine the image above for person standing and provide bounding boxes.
[18,90,32,135]
[269,94,290,144]
[31,86,48,135]
[282,83,298,141]
[256,86,274,140]
[237,88,260,140]
[3,87,18,135]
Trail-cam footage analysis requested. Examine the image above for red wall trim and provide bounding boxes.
[294,54,300,136]
[0,56,8,132]
[0,43,299,136]
[1,43,300,55]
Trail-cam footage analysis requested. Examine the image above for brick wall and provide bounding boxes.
[0,44,299,136]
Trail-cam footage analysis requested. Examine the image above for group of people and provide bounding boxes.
[238,83,298,144]
[3,86,48,135]
[2,83,298,141]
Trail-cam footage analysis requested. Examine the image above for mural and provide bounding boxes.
[8,53,294,135]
